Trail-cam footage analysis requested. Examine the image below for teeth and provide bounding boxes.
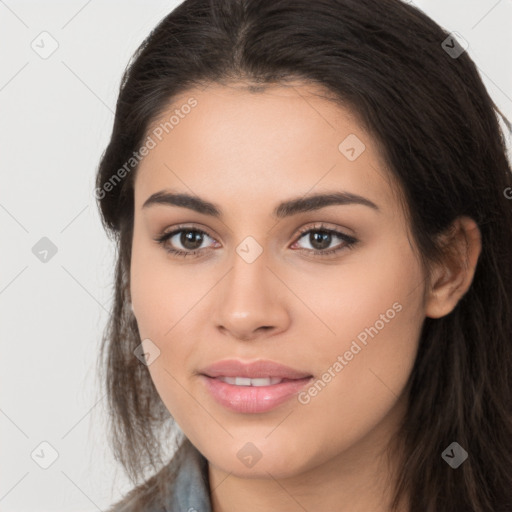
[218,376,283,386]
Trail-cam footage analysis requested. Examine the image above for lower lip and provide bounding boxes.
[201,375,313,413]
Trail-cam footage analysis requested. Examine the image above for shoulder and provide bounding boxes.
[105,439,211,512]
[104,466,171,512]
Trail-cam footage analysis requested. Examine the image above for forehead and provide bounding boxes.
[134,82,400,215]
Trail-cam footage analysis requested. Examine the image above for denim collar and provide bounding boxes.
[166,440,212,512]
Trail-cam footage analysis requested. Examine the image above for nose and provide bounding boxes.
[213,251,291,342]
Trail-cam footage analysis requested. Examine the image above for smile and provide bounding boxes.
[200,374,313,413]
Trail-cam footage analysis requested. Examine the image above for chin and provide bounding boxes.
[202,435,318,480]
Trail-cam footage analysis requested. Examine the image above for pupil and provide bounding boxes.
[311,231,331,250]
[181,231,203,250]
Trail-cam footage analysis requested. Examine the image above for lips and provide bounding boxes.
[199,359,312,380]
[199,359,313,413]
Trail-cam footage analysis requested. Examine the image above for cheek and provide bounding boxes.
[290,236,424,362]
[130,231,204,338]
[296,299,422,459]
[130,257,204,430]
[129,238,214,417]
[295,245,425,437]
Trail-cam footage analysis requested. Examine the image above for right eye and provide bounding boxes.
[154,226,219,257]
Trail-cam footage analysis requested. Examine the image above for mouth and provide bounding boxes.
[198,359,313,413]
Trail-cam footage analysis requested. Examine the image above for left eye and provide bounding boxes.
[291,227,358,255]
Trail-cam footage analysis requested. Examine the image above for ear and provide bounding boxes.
[424,216,482,319]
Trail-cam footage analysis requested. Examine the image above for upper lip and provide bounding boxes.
[199,359,312,380]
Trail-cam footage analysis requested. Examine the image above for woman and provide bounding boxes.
[95,0,512,510]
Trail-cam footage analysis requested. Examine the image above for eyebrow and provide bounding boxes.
[142,190,380,218]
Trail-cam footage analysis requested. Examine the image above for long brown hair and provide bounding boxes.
[95,1,512,510]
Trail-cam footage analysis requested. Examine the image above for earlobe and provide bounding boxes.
[424,216,482,319]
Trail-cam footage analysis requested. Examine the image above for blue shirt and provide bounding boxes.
[165,440,212,512]
[110,439,212,512]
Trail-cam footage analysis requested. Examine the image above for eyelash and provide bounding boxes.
[153,223,358,259]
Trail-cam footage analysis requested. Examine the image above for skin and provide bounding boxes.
[129,82,482,512]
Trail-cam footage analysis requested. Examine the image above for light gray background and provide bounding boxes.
[1,1,511,510]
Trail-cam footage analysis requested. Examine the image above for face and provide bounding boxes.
[130,82,428,479]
